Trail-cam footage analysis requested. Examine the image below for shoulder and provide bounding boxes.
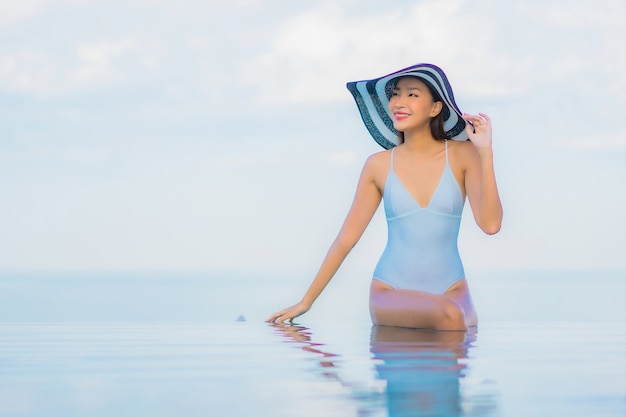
[448,139,474,154]
[448,140,480,166]
[364,149,391,167]
[360,149,392,186]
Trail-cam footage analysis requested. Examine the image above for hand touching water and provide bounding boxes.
[462,112,492,148]
[266,301,311,324]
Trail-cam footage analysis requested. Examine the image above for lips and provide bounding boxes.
[394,112,409,121]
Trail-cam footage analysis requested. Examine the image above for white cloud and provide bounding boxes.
[71,37,141,84]
[518,0,624,29]
[326,151,359,167]
[0,0,44,25]
[243,0,626,104]
[242,1,538,104]
[244,2,469,104]
[0,36,161,96]
[0,52,52,91]
[0,0,90,25]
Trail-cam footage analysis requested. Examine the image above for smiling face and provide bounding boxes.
[388,77,443,135]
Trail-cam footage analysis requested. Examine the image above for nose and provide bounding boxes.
[390,94,405,110]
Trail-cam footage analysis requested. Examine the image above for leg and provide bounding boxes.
[369,279,477,331]
[444,279,478,327]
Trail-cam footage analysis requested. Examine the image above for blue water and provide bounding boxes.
[0,270,625,416]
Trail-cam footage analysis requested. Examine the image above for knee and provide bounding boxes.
[438,300,467,331]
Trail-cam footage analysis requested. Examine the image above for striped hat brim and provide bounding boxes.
[346,63,468,149]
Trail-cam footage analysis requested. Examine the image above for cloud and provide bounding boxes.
[0,0,89,25]
[513,0,625,92]
[0,0,44,25]
[243,1,468,104]
[326,151,359,167]
[71,37,146,83]
[242,0,537,104]
[0,35,160,96]
[243,0,626,105]
[0,1,268,101]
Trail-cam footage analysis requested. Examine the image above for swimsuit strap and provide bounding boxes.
[445,139,449,165]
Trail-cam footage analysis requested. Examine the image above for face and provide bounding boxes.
[388,77,442,133]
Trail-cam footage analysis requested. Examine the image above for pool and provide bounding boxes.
[0,321,623,416]
[0,271,624,416]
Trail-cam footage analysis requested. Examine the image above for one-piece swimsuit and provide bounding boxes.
[373,140,465,294]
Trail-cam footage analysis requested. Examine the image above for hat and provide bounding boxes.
[346,63,468,149]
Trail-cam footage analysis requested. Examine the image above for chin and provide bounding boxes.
[393,124,407,132]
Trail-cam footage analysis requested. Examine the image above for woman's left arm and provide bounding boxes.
[461,112,503,235]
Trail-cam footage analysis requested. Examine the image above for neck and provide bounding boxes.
[402,128,439,152]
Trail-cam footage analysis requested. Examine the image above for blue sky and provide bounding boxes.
[1,0,624,275]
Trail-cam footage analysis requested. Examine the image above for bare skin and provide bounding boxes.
[267,77,502,330]
[370,278,477,331]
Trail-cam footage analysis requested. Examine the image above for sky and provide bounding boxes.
[1,0,624,277]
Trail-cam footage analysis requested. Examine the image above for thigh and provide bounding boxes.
[369,280,470,330]
[444,279,478,327]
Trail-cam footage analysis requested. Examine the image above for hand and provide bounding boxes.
[462,112,492,148]
[266,301,311,324]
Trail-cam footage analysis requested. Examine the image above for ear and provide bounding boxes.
[430,101,443,117]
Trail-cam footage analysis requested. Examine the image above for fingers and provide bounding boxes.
[462,113,492,141]
[478,112,491,123]
[266,311,285,323]
[266,310,294,324]
[462,112,491,126]
[267,302,309,324]
[462,112,488,122]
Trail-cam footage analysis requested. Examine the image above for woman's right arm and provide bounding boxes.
[266,153,384,324]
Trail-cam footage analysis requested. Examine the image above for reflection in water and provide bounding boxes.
[271,324,498,417]
[269,324,342,381]
[371,325,473,416]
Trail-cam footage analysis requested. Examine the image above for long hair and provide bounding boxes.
[396,80,449,144]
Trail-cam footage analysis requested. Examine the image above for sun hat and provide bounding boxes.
[346,63,469,149]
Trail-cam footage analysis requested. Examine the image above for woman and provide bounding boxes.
[267,63,502,331]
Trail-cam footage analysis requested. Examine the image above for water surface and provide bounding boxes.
[1,321,624,416]
[0,270,624,416]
